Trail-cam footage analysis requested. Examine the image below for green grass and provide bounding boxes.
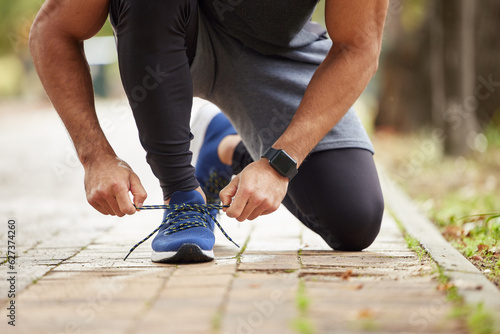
[290,279,316,334]
[359,318,379,331]
[404,234,427,261]
[291,318,315,334]
[450,303,498,334]
[390,208,429,262]
[235,234,250,265]
[211,310,223,332]
[435,266,463,303]
[296,280,310,314]
[467,303,496,334]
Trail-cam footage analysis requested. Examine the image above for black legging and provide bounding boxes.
[110,0,200,199]
[234,144,384,251]
[109,0,384,250]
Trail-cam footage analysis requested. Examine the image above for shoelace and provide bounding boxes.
[123,203,239,260]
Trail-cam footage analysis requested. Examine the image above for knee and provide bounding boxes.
[318,191,385,251]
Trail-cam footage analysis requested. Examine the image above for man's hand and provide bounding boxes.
[220,159,288,221]
[84,155,147,217]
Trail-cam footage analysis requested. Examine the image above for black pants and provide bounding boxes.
[233,144,384,250]
[109,0,384,250]
[110,0,200,198]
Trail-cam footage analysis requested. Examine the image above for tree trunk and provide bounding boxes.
[438,0,479,155]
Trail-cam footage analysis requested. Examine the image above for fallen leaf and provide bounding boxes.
[443,225,464,240]
[344,284,364,290]
[249,283,261,289]
[357,308,375,319]
[340,269,353,281]
[477,244,489,252]
[471,255,483,261]
[437,283,454,291]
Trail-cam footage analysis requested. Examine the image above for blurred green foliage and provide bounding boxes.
[0,0,113,56]
[0,0,40,56]
[0,0,113,96]
[400,0,427,32]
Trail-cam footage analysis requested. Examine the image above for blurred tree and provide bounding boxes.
[432,0,479,155]
[475,1,500,130]
[376,0,500,156]
[375,0,432,132]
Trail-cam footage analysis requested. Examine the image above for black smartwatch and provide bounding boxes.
[262,147,298,180]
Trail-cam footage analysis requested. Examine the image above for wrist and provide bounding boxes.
[81,149,117,169]
[262,147,298,180]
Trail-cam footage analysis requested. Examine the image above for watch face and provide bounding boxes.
[272,150,296,176]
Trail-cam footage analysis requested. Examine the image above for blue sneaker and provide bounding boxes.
[151,190,216,263]
[192,106,236,212]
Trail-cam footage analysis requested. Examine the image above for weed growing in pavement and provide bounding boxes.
[435,266,462,303]
[235,234,250,265]
[467,303,496,334]
[291,319,315,334]
[450,303,497,334]
[404,234,428,262]
[211,310,223,332]
[290,278,315,334]
[390,209,430,262]
[437,266,497,334]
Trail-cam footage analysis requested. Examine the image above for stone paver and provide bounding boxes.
[0,100,467,334]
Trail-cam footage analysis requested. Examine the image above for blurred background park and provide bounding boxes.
[0,1,499,285]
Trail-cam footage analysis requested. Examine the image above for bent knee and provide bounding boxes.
[318,193,385,251]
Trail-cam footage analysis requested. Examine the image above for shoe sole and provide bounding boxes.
[151,244,214,263]
[190,103,221,167]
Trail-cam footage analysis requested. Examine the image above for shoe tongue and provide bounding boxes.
[169,190,205,206]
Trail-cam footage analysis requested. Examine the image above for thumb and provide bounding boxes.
[130,173,147,209]
[220,175,239,209]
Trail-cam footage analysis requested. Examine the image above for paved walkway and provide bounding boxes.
[0,100,465,333]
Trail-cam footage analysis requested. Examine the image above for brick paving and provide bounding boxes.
[0,101,466,333]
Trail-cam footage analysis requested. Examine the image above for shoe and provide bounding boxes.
[151,190,215,263]
[192,105,236,210]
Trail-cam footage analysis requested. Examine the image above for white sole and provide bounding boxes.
[190,102,222,167]
[151,244,214,263]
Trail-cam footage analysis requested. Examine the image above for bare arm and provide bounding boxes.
[221,0,388,221]
[30,0,147,216]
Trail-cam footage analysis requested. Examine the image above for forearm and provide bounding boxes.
[274,44,379,166]
[30,17,114,167]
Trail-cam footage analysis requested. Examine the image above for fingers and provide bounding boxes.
[86,175,144,217]
[222,177,281,222]
[115,183,136,215]
[87,186,127,217]
[233,195,280,221]
[220,175,239,208]
[130,173,147,209]
[89,200,109,216]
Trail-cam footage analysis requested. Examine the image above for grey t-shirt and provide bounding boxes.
[199,0,326,54]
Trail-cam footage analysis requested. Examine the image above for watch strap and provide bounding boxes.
[262,147,298,180]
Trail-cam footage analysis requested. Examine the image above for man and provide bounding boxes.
[30,0,387,263]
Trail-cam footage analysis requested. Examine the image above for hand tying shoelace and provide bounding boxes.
[124,203,239,260]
